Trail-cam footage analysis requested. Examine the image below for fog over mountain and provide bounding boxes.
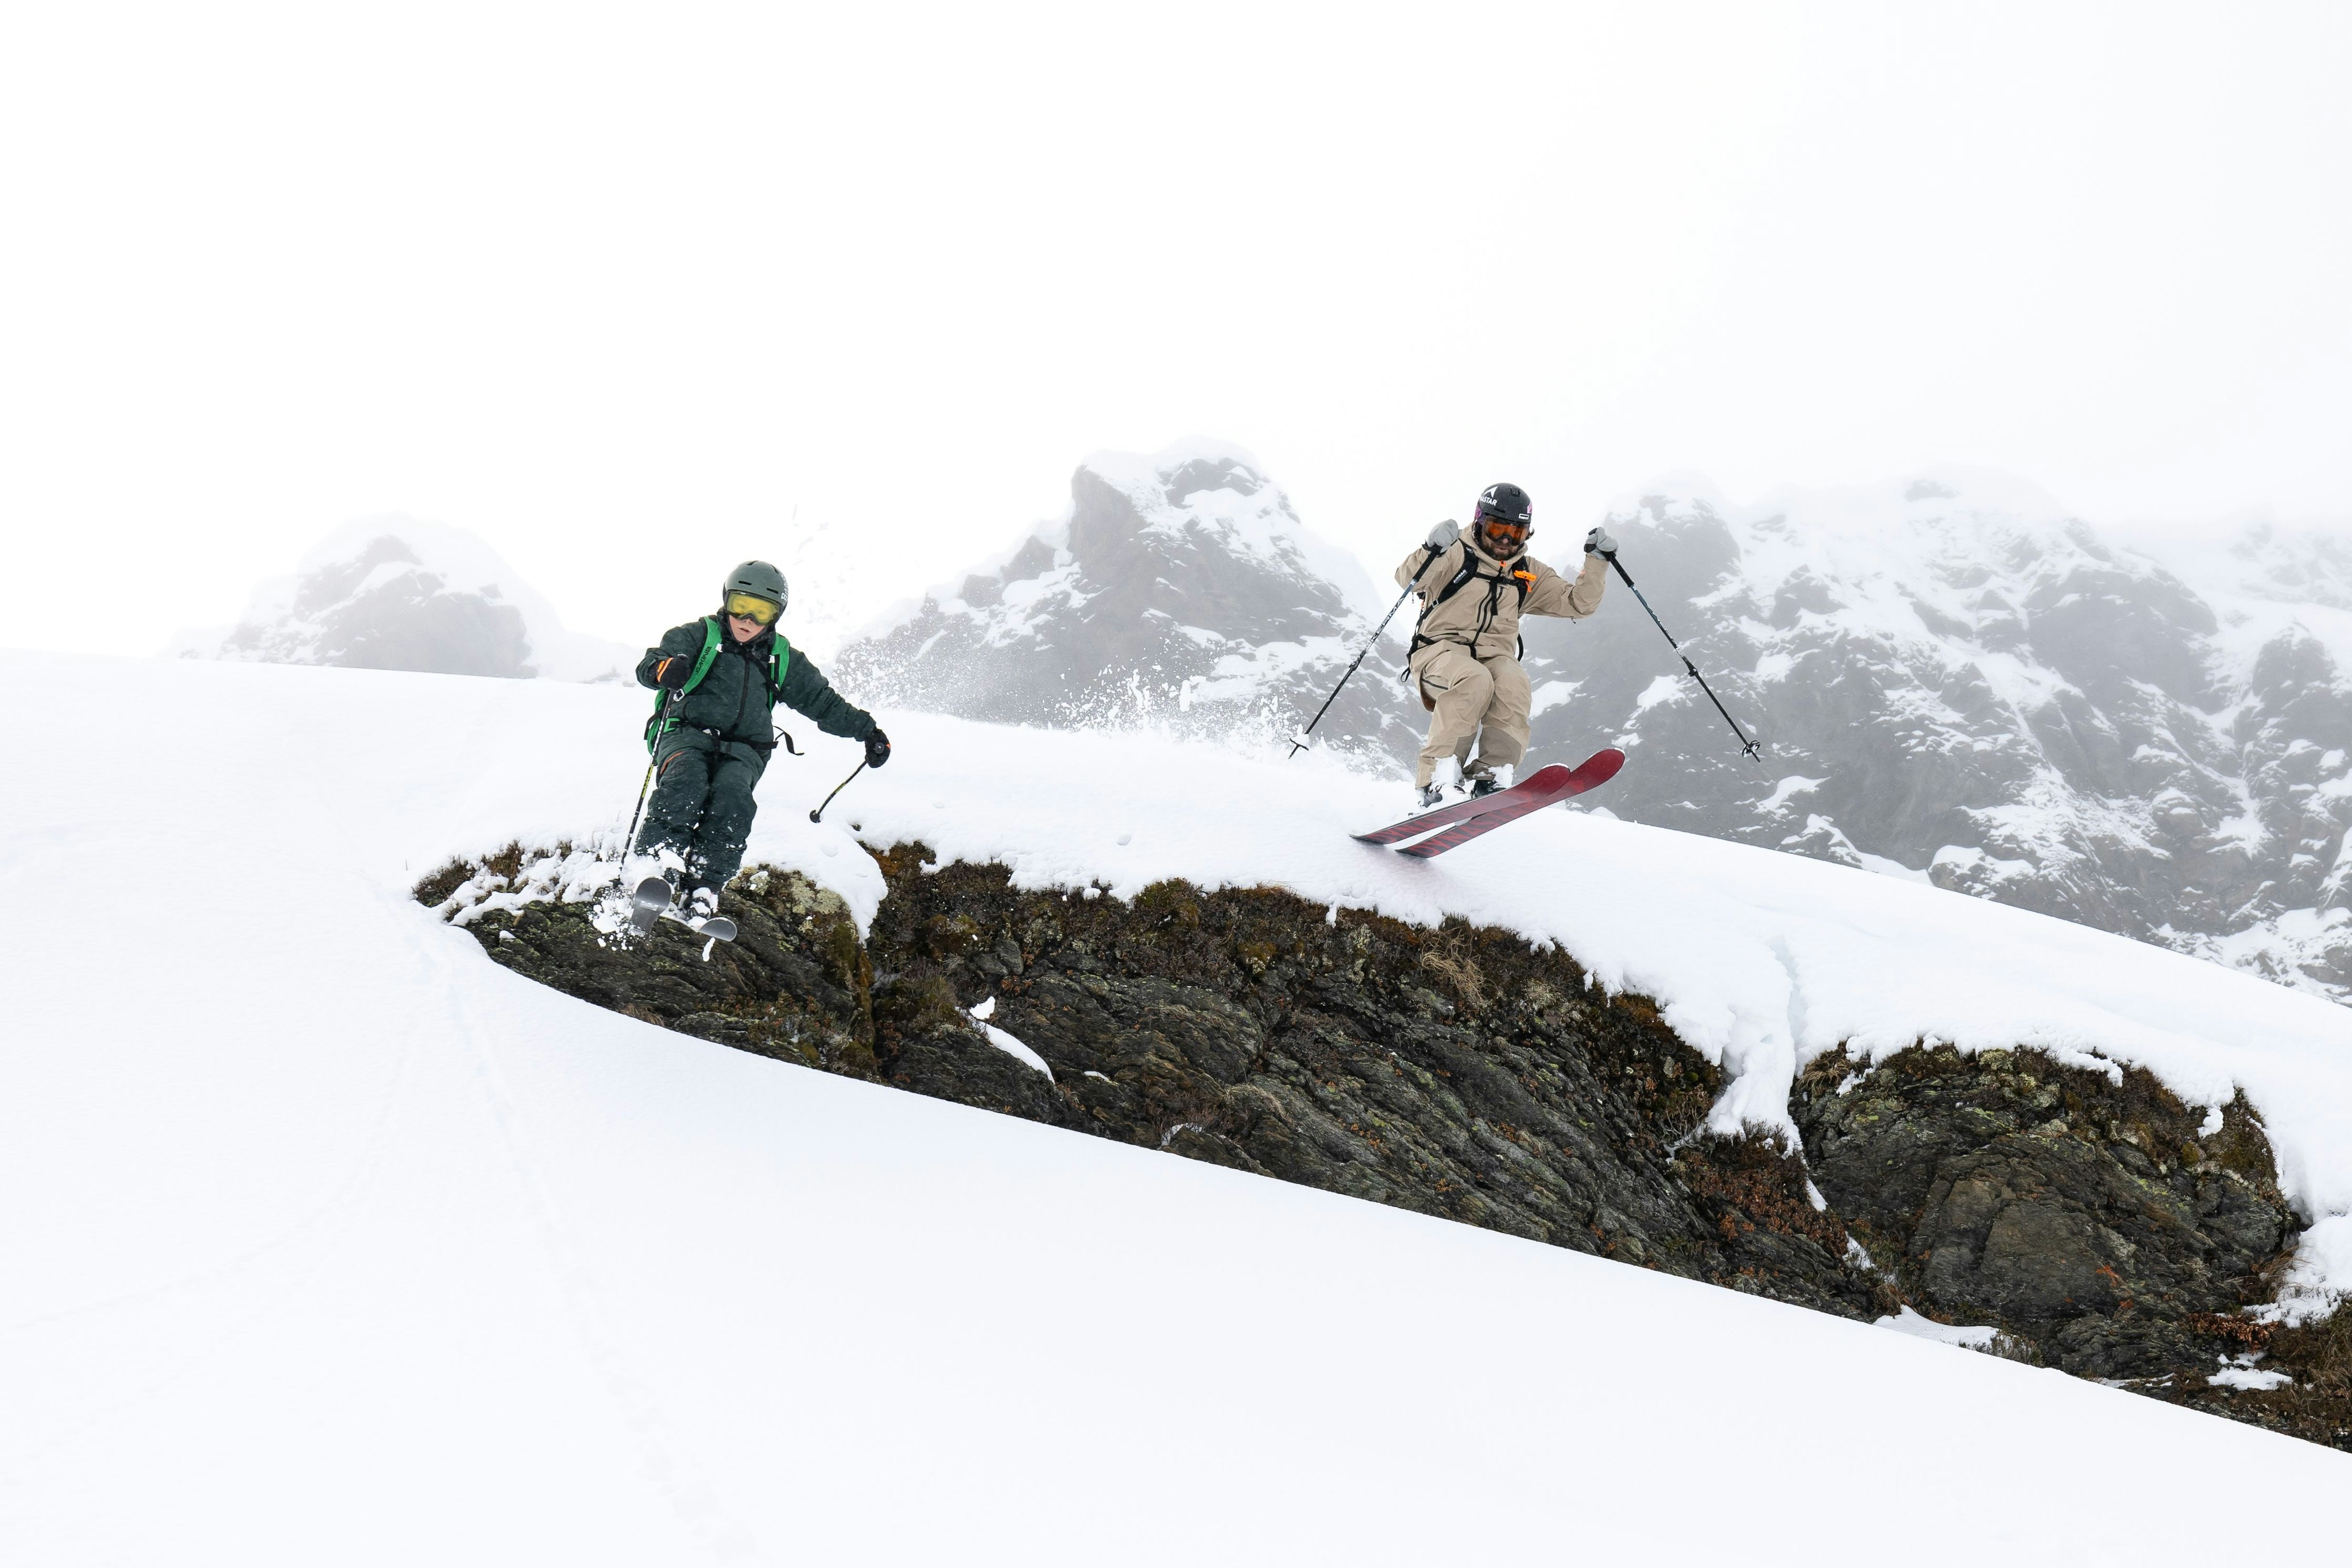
[833,442,1424,763]
[1540,477,2352,1004]
[840,451,2352,1005]
[172,517,633,683]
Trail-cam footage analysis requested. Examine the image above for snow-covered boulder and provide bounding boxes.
[172,516,633,683]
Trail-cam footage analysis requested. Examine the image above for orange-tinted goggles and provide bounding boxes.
[725,591,779,625]
[1478,518,1530,545]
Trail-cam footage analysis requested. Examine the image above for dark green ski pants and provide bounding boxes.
[643,730,765,889]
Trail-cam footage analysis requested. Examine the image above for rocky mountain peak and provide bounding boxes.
[1509,478,2352,1001]
[172,516,632,683]
[834,442,1414,756]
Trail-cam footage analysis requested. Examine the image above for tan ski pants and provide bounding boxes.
[1413,644,1532,788]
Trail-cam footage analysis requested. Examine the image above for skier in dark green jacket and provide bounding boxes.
[635,560,889,918]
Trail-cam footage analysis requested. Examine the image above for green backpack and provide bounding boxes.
[644,616,793,753]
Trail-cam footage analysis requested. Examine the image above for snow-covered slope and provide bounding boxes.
[834,440,1419,759]
[172,515,634,682]
[5,652,2349,1562]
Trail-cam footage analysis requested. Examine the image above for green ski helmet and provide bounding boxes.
[722,560,788,624]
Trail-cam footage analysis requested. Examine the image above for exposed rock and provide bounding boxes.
[438,845,1884,1318]
[457,857,876,1075]
[428,845,2346,1453]
[1790,1043,2351,1435]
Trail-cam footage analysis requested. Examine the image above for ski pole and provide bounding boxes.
[1289,541,1445,758]
[810,759,866,823]
[619,689,685,861]
[1603,551,1763,764]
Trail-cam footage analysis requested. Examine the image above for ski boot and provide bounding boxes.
[659,881,737,943]
[1464,761,1514,799]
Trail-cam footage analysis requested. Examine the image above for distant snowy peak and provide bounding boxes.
[174,516,632,683]
[1074,444,1385,620]
[903,442,1378,644]
[835,442,1415,756]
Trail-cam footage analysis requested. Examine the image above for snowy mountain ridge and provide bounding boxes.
[834,440,1419,757]
[172,514,635,683]
[1535,478,2352,1005]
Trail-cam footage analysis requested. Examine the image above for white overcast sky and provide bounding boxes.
[2,1,2346,654]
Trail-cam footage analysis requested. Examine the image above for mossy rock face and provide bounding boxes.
[1796,1045,2300,1388]
[856,846,1877,1319]
[436,854,879,1076]
[424,845,2347,1455]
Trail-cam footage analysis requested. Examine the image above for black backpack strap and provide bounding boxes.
[1406,551,1535,671]
[1425,555,1484,613]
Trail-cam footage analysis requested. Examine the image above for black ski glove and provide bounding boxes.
[864,727,892,768]
[652,655,693,690]
[1584,525,1618,557]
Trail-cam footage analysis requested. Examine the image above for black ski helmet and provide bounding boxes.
[1474,482,1532,526]
[1473,482,1533,557]
[722,560,788,616]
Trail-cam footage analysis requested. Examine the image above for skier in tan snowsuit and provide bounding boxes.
[1395,482,1613,808]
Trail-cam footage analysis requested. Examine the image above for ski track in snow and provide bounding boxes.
[3,649,2350,1562]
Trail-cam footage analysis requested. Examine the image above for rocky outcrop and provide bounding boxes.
[424,847,2347,1451]
[863,852,1882,1317]
[428,845,1881,1317]
[1797,1049,2293,1369]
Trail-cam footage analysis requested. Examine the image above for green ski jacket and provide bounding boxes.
[636,619,875,750]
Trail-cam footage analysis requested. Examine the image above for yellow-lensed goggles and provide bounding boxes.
[725,591,780,625]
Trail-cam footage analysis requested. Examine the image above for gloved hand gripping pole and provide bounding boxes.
[1603,551,1764,764]
[1288,542,1445,758]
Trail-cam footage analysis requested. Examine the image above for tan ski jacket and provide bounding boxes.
[1392,536,1608,671]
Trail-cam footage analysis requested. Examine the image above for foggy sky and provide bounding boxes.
[2,2,2346,653]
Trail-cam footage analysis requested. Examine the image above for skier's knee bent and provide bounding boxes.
[688,752,764,886]
[1473,655,1533,769]
[635,559,887,890]
[1392,481,1611,791]
[1412,644,1496,788]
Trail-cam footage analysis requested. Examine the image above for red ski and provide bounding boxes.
[1353,749,1626,859]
